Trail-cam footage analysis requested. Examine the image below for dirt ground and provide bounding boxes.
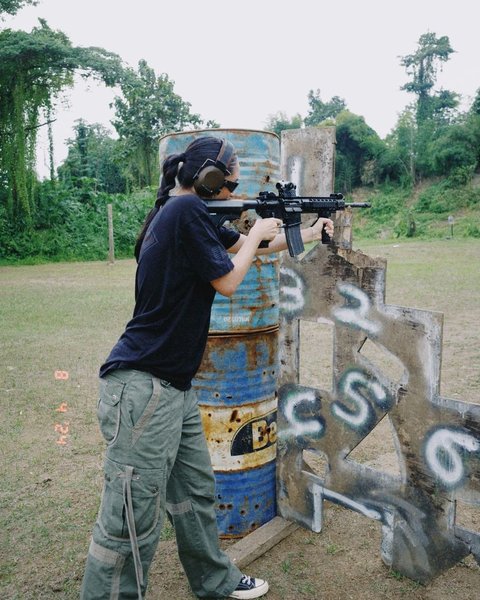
[0,240,479,599]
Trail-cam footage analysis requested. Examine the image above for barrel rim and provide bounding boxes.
[206,325,279,338]
[159,128,280,143]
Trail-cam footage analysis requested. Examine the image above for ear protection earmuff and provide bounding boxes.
[193,138,235,197]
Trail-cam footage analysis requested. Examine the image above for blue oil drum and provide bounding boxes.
[209,254,279,334]
[214,463,276,537]
[192,330,278,537]
[159,129,280,537]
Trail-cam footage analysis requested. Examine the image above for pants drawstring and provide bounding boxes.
[123,465,144,599]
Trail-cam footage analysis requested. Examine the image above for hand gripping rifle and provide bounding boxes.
[204,181,371,257]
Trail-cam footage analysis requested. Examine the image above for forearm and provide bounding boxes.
[211,233,263,296]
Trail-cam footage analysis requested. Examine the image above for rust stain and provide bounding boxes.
[199,328,279,373]
[199,400,277,471]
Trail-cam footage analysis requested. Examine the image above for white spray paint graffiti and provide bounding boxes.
[279,268,480,582]
[295,479,384,533]
[331,368,391,430]
[288,156,302,191]
[280,276,478,493]
[322,486,383,521]
[333,282,381,336]
[424,427,480,488]
[279,267,305,317]
[276,212,480,580]
[279,388,324,440]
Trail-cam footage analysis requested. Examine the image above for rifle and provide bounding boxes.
[204,181,370,257]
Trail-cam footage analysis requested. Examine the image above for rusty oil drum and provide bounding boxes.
[193,330,278,537]
[209,253,279,334]
[159,129,280,537]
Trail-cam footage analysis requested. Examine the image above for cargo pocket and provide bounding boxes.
[97,457,164,542]
[97,376,125,445]
[129,377,166,446]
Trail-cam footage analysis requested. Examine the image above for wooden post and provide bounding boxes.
[448,215,455,238]
[107,204,115,264]
[225,517,298,569]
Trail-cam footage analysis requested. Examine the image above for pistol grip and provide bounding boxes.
[321,226,331,244]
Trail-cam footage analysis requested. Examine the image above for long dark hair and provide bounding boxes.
[134,136,237,261]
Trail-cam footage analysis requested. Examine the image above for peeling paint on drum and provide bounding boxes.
[193,330,278,407]
[209,254,279,333]
[200,398,277,471]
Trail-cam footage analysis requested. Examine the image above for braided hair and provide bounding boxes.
[134,136,237,261]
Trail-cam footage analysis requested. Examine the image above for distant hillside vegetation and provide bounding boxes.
[350,176,480,240]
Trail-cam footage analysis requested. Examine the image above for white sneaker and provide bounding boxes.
[229,574,269,599]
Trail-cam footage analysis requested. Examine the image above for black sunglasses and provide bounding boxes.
[223,180,239,193]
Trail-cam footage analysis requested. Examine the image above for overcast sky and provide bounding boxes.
[4,0,480,175]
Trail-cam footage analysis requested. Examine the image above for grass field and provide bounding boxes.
[0,239,479,599]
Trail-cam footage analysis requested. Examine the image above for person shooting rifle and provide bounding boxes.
[82,136,334,600]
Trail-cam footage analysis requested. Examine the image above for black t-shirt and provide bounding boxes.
[99,194,240,390]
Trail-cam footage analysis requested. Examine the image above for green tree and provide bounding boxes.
[430,123,478,181]
[334,110,385,192]
[471,88,480,116]
[0,0,37,16]
[429,92,480,181]
[399,33,459,179]
[264,111,303,136]
[304,89,346,126]
[469,93,480,169]
[57,120,127,195]
[0,20,123,227]
[383,108,417,183]
[400,33,456,124]
[112,60,203,188]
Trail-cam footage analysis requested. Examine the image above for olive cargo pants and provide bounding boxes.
[81,369,242,599]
